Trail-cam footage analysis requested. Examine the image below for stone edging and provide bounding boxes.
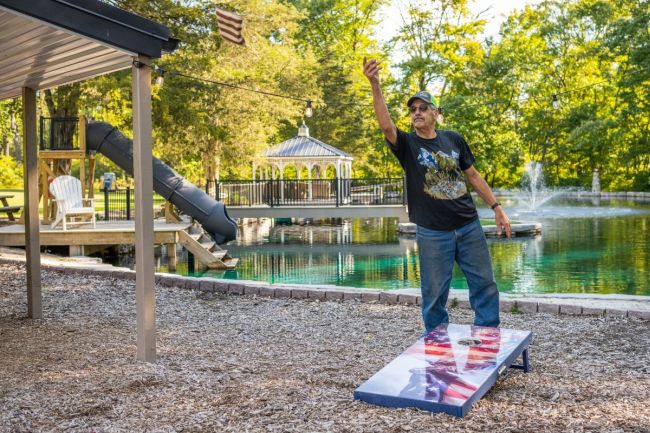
[1,256,648,321]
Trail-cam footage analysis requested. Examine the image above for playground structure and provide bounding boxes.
[32,116,237,269]
[38,116,95,224]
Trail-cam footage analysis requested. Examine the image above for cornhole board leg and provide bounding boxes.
[354,324,532,417]
[508,348,530,373]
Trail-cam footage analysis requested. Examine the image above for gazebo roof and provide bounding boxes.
[264,123,352,159]
[0,0,178,101]
[265,136,352,159]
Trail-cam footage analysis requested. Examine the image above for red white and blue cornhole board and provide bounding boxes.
[354,324,532,417]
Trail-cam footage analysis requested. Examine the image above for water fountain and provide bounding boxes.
[518,162,561,211]
[491,161,646,220]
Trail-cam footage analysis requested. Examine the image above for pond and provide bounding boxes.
[152,197,650,296]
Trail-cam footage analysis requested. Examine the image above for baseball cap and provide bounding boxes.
[407,91,438,108]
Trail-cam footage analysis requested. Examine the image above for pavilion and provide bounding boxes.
[0,0,178,362]
[254,122,353,182]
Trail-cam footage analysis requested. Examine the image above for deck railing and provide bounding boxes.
[205,178,407,207]
[101,187,167,221]
[100,178,406,221]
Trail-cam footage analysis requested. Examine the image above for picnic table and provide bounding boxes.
[0,194,22,222]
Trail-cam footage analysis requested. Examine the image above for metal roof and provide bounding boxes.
[0,0,178,101]
[265,136,352,159]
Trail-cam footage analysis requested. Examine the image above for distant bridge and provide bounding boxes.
[206,178,409,221]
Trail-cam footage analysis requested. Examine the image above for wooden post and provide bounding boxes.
[132,56,156,362]
[79,116,87,198]
[166,243,177,272]
[22,87,42,319]
[40,159,50,223]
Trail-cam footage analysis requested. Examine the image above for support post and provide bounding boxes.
[79,116,87,198]
[22,87,42,319]
[40,159,51,223]
[166,243,177,272]
[132,56,156,362]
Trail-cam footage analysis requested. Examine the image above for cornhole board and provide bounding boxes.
[354,323,532,417]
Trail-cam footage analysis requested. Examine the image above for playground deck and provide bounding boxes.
[0,220,191,248]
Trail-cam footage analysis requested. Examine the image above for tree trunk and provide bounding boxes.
[10,112,21,162]
[44,84,81,176]
[203,140,221,182]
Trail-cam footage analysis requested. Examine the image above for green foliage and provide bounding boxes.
[0,155,23,188]
[0,0,648,190]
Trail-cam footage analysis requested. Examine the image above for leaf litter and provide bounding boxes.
[1,262,649,433]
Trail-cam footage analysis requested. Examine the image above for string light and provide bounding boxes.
[155,67,165,87]
[552,94,560,110]
[147,63,650,116]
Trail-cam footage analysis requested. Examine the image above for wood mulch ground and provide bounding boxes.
[1,262,649,433]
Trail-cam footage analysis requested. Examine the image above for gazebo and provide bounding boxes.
[0,0,178,362]
[254,122,353,182]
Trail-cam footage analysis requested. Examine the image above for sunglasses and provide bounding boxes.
[409,104,431,114]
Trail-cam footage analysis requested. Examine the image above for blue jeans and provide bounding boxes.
[416,219,500,331]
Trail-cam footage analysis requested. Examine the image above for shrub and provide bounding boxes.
[0,155,23,188]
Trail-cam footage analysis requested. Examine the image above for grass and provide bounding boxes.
[0,189,24,206]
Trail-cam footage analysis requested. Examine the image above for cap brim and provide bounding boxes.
[407,96,431,107]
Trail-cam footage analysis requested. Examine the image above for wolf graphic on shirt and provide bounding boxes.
[417,148,467,200]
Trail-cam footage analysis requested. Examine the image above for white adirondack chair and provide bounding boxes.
[49,175,96,230]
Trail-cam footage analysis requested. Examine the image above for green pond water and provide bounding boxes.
[155,197,650,295]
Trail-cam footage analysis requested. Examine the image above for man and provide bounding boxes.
[363,57,511,332]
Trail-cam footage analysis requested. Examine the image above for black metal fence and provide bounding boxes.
[205,178,406,207]
[101,187,167,221]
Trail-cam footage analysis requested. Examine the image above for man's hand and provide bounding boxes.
[494,207,512,238]
[363,57,381,85]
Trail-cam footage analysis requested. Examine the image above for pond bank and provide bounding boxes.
[1,247,648,321]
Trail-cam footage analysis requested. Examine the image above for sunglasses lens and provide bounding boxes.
[410,105,429,113]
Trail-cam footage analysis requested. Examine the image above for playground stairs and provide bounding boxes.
[178,223,239,270]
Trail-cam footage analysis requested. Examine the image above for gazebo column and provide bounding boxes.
[344,161,351,202]
[335,160,342,203]
[279,162,285,203]
[22,87,42,319]
[132,56,156,362]
[307,163,313,201]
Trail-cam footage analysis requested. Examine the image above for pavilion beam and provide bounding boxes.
[22,86,42,318]
[132,56,156,362]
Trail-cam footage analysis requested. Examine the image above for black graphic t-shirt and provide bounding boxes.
[389,128,478,230]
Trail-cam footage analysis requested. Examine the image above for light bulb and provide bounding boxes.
[305,99,313,118]
[155,67,165,87]
[552,94,560,110]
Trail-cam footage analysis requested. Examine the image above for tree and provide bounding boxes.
[287,0,394,178]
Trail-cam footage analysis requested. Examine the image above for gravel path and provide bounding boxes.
[1,262,649,432]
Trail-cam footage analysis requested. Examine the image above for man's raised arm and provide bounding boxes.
[363,57,397,145]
